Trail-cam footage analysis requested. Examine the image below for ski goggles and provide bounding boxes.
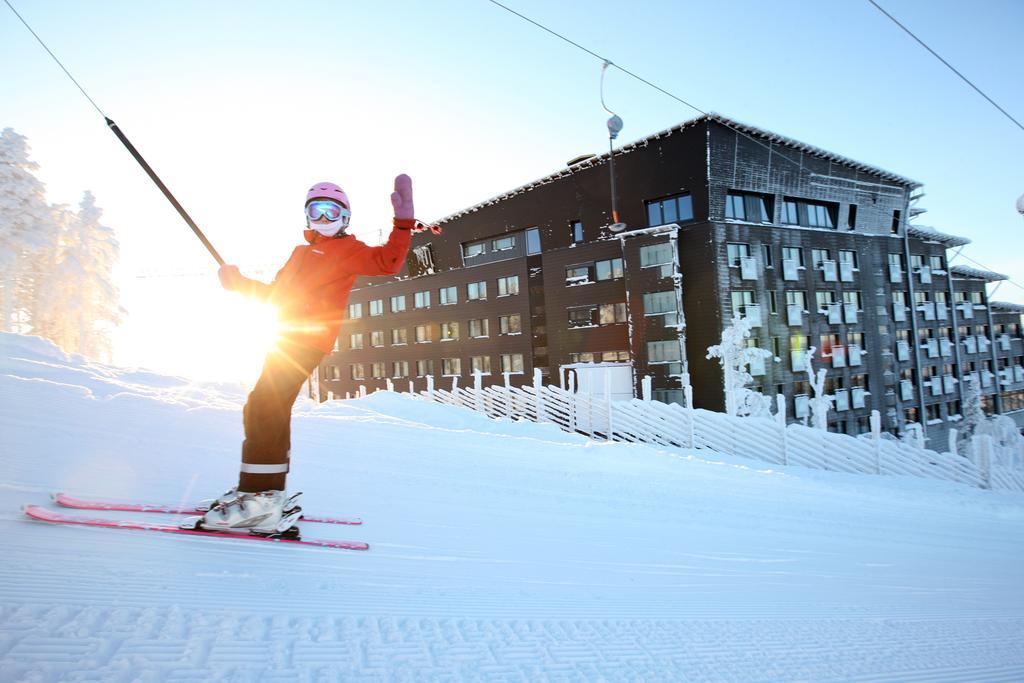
[306,200,350,222]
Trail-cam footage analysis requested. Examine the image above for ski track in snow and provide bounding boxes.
[2,332,1024,681]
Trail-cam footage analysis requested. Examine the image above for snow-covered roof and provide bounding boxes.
[950,264,1008,281]
[435,112,919,225]
[906,224,971,247]
[991,301,1024,313]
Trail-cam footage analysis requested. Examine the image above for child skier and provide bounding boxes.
[195,175,418,536]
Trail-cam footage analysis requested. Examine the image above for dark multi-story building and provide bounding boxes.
[317,113,1024,446]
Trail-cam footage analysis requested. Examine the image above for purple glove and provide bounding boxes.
[390,174,414,220]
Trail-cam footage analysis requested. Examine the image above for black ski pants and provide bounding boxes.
[238,337,325,493]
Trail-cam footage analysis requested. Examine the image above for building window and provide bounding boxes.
[847,204,857,230]
[499,314,521,335]
[414,290,431,308]
[350,333,364,350]
[566,265,591,284]
[497,275,520,296]
[640,242,674,277]
[726,243,750,266]
[652,389,684,406]
[369,299,384,316]
[442,357,461,376]
[785,291,807,309]
[416,359,434,377]
[648,340,682,363]
[440,322,459,341]
[390,295,406,313]
[781,198,837,228]
[599,303,627,325]
[781,246,803,266]
[501,353,524,373]
[810,248,831,269]
[929,254,945,271]
[526,228,541,255]
[891,209,901,234]
[725,191,771,223]
[731,291,757,315]
[370,330,385,347]
[595,258,623,281]
[392,361,409,378]
[768,290,778,314]
[644,291,676,315]
[571,220,583,243]
[371,361,386,379]
[391,328,408,345]
[842,291,862,308]
[725,193,745,220]
[469,318,489,338]
[838,250,857,268]
[646,192,694,226]
[439,286,457,305]
[351,363,365,380]
[569,352,596,363]
[815,291,837,309]
[568,305,596,328]
[463,239,487,258]
[470,355,491,374]
[602,350,630,362]
[467,281,487,300]
[348,303,362,319]
[492,235,515,251]
[762,244,774,268]
[415,324,430,343]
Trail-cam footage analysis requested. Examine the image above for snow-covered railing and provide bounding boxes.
[409,370,1024,493]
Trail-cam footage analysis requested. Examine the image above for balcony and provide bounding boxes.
[943,374,956,394]
[917,302,936,321]
[893,303,907,322]
[749,354,766,377]
[917,265,932,284]
[834,389,850,412]
[930,376,942,396]
[740,256,758,281]
[832,345,847,369]
[1015,366,1024,383]
[900,379,914,401]
[795,394,809,418]
[744,303,762,328]
[843,303,858,324]
[977,335,991,353]
[939,338,953,357]
[999,334,1011,351]
[827,302,842,325]
[958,301,974,319]
[896,340,911,362]
[839,261,855,282]
[848,344,863,367]
[822,260,838,283]
[782,259,799,281]
[791,349,807,372]
[924,338,939,359]
[888,263,902,283]
[964,336,978,354]
[936,305,947,321]
[851,387,867,409]
[787,304,803,327]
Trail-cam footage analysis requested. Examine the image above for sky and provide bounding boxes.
[2,0,1022,380]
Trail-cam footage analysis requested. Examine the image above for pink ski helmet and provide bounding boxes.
[305,182,350,210]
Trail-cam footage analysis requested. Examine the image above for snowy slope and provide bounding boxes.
[2,332,1024,682]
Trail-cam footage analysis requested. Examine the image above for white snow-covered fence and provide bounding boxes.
[413,376,1023,493]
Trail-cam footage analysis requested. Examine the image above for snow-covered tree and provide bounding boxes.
[801,347,833,430]
[0,128,52,332]
[955,375,985,454]
[31,193,122,359]
[706,313,775,417]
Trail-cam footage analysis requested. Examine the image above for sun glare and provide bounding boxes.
[202,298,282,382]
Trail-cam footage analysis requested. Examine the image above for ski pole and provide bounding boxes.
[3,0,225,266]
[105,118,224,265]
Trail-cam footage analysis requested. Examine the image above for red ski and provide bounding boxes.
[52,492,361,526]
[23,505,369,551]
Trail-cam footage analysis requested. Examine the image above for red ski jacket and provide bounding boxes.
[231,222,412,353]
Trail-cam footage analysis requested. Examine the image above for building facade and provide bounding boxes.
[318,114,1024,446]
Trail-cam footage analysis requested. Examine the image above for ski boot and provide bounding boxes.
[182,490,303,538]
